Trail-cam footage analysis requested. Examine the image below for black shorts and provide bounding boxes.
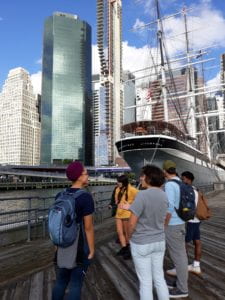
[185,222,201,243]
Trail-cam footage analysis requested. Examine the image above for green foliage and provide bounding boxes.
[125,172,136,183]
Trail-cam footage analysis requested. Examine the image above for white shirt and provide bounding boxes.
[188,189,200,223]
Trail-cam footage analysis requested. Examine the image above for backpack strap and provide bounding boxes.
[166,179,181,213]
[57,189,86,200]
[59,189,86,220]
[168,179,181,185]
[67,189,86,199]
[67,189,86,209]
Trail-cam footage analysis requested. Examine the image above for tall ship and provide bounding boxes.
[116,1,225,186]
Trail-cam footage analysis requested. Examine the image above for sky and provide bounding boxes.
[0,0,225,94]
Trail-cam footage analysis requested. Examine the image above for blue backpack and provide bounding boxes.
[169,179,196,221]
[48,189,85,248]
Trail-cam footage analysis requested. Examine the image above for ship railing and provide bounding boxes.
[121,129,186,142]
[0,189,113,245]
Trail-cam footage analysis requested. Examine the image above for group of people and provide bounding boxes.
[110,160,206,299]
[51,159,208,300]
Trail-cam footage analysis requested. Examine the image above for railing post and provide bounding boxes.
[43,197,46,238]
[27,198,31,242]
[100,192,103,223]
[42,215,46,238]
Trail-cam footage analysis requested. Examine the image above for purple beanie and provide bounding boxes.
[66,161,84,181]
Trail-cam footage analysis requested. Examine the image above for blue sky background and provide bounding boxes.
[0,0,97,89]
[0,0,225,93]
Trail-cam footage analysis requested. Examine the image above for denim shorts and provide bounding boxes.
[185,222,200,242]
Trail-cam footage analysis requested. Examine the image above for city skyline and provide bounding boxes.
[0,0,225,94]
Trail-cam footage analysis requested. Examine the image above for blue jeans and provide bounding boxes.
[52,260,90,300]
[130,240,169,300]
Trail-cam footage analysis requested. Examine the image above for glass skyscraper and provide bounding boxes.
[41,12,93,165]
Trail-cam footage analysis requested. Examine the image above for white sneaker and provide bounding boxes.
[166,268,177,276]
[188,264,201,275]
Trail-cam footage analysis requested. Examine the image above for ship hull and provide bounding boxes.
[116,135,225,187]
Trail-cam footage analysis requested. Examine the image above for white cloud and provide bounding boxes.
[31,71,42,95]
[132,0,225,54]
[206,72,221,96]
[122,41,162,86]
[92,41,163,85]
[123,41,153,72]
[132,18,145,31]
[135,0,178,15]
[36,58,42,65]
[206,72,220,87]
[138,0,152,14]
[123,0,225,86]
[185,1,225,50]
[200,0,211,5]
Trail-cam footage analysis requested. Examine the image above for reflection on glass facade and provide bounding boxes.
[41,12,92,165]
[123,71,136,125]
[96,86,109,165]
[92,75,109,166]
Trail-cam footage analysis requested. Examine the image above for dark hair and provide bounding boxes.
[117,174,129,203]
[141,165,165,187]
[166,167,176,175]
[181,171,195,182]
[117,174,129,187]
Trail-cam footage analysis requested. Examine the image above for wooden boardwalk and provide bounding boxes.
[0,190,224,299]
[84,190,225,299]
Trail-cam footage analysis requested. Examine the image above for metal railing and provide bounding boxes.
[0,189,113,243]
[198,184,214,194]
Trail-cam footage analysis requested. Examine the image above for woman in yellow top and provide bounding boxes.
[115,175,138,259]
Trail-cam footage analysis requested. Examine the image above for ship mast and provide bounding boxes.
[183,7,212,158]
[156,0,168,122]
[183,7,197,141]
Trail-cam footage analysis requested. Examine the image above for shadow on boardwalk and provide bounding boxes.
[0,190,224,299]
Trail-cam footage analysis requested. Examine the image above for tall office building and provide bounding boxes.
[92,74,109,166]
[0,68,40,165]
[41,12,92,165]
[97,0,123,165]
[221,53,225,108]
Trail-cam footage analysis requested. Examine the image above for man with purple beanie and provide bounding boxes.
[52,161,95,300]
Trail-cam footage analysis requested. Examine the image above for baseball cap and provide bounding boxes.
[163,160,176,171]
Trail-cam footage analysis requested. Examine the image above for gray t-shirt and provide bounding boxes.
[130,187,168,244]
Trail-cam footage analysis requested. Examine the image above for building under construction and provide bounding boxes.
[97,0,123,165]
